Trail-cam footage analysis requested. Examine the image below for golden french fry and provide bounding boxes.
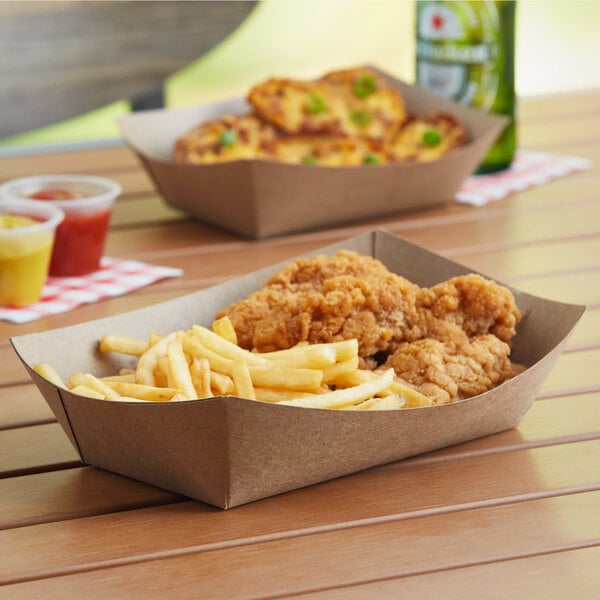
[103,381,180,401]
[182,338,233,374]
[101,373,136,383]
[33,363,67,388]
[253,387,317,403]
[331,367,374,388]
[210,371,235,396]
[99,334,149,356]
[190,325,267,366]
[166,339,197,399]
[69,373,121,400]
[265,345,337,370]
[148,332,163,346]
[279,368,394,409]
[348,394,407,411]
[135,332,178,386]
[156,356,172,388]
[259,339,358,362]
[69,384,106,399]
[190,357,212,399]
[321,356,360,385]
[211,316,238,345]
[248,365,323,391]
[231,361,256,400]
[379,380,432,407]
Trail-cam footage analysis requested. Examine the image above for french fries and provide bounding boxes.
[33,317,432,410]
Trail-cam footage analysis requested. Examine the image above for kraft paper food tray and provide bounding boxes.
[11,230,585,509]
[117,69,507,239]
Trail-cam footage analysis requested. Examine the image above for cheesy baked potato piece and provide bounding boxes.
[173,113,278,164]
[247,68,406,140]
[389,112,468,162]
[247,78,348,136]
[272,134,389,167]
[320,67,407,139]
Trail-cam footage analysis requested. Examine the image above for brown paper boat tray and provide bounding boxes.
[11,230,585,509]
[118,68,508,239]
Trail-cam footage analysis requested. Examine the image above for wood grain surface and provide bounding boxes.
[0,90,599,598]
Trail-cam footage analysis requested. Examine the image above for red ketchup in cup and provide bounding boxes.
[0,175,121,277]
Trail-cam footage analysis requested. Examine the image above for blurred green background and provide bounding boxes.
[2,0,599,150]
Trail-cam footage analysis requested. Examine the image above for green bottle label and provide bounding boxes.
[416,1,516,172]
[416,1,505,110]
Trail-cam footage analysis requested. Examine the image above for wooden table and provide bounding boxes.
[1,91,599,598]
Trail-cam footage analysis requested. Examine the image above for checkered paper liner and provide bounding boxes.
[1,257,182,324]
[456,149,591,207]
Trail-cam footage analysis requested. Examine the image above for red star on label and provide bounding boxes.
[431,12,444,29]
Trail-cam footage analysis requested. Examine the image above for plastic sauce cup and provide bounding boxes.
[0,199,64,307]
[0,175,121,277]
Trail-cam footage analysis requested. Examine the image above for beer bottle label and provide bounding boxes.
[416,1,503,112]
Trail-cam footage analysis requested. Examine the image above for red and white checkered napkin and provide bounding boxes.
[455,149,592,207]
[1,257,183,324]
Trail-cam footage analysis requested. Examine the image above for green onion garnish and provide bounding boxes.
[302,156,318,165]
[219,130,236,148]
[363,154,380,165]
[422,129,442,147]
[306,94,327,115]
[353,75,377,98]
[350,109,372,128]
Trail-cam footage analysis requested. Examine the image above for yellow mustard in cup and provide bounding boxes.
[0,199,64,307]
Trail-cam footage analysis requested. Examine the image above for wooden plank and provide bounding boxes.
[109,194,186,227]
[0,345,30,387]
[449,236,600,282]
[520,113,600,147]
[513,269,600,307]
[2,436,599,573]
[0,467,181,530]
[518,90,600,121]
[541,348,600,396]
[0,383,54,430]
[0,145,139,177]
[285,545,600,599]
[566,307,600,349]
[1,491,599,598]
[0,423,80,478]
[103,181,600,258]
[400,391,600,463]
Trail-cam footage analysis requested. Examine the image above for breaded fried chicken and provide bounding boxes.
[218,251,420,357]
[216,250,524,402]
[385,331,526,404]
[390,273,523,352]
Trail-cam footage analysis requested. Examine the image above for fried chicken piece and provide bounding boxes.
[216,251,524,403]
[216,251,419,356]
[412,274,523,344]
[385,333,526,404]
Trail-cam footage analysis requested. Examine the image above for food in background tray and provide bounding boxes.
[173,113,279,164]
[389,112,468,162]
[248,67,406,139]
[173,66,469,166]
[271,134,389,166]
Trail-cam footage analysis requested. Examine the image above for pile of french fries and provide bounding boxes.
[34,317,432,410]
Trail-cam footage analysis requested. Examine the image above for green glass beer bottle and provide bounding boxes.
[415,1,516,173]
